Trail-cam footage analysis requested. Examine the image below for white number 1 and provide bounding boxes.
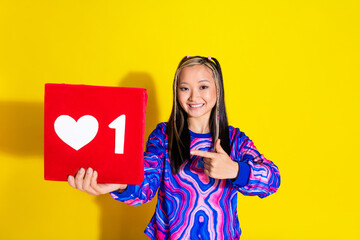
[108,115,126,154]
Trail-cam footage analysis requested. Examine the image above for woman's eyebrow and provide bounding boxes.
[179,79,210,85]
[199,79,210,83]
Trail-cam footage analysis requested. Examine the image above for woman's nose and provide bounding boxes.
[189,89,200,101]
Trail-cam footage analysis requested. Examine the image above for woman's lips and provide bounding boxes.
[188,103,204,108]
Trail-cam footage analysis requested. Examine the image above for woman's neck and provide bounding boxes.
[187,117,210,134]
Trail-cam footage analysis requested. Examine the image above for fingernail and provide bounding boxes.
[87,167,92,173]
[80,168,85,174]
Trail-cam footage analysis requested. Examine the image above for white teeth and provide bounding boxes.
[189,104,203,108]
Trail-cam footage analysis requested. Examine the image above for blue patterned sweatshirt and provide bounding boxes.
[110,122,280,239]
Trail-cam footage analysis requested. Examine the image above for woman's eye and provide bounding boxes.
[180,87,189,91]
[200,85,209,90]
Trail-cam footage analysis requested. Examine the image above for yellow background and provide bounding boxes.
[1,0,359,239]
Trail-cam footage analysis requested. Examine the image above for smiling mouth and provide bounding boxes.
[188,103,204,108]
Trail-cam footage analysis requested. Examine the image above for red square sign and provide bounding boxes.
[44,83,147,184]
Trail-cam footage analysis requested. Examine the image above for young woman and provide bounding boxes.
[68,56,281,239]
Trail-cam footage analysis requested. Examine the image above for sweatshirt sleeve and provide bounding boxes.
[110,123,166,206]
[230,128,281,198]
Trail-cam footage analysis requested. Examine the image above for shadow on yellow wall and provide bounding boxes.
[96,72,160,239]
[0,72,160,239]
[0,101,44,155]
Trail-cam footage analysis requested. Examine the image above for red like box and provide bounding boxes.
[44,83,147,184]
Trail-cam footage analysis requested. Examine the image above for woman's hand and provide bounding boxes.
[67,167,127,195]
[190,139,239,180]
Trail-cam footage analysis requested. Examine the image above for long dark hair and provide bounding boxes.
[166,56,231,174]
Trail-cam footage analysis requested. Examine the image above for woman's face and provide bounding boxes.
[177,65,217,122]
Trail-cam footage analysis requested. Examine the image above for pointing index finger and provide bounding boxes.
[191,150,215,158]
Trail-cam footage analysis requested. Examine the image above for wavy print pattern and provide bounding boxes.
[111,123,280,239]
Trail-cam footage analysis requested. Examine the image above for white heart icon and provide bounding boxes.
[54,115,99,150]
